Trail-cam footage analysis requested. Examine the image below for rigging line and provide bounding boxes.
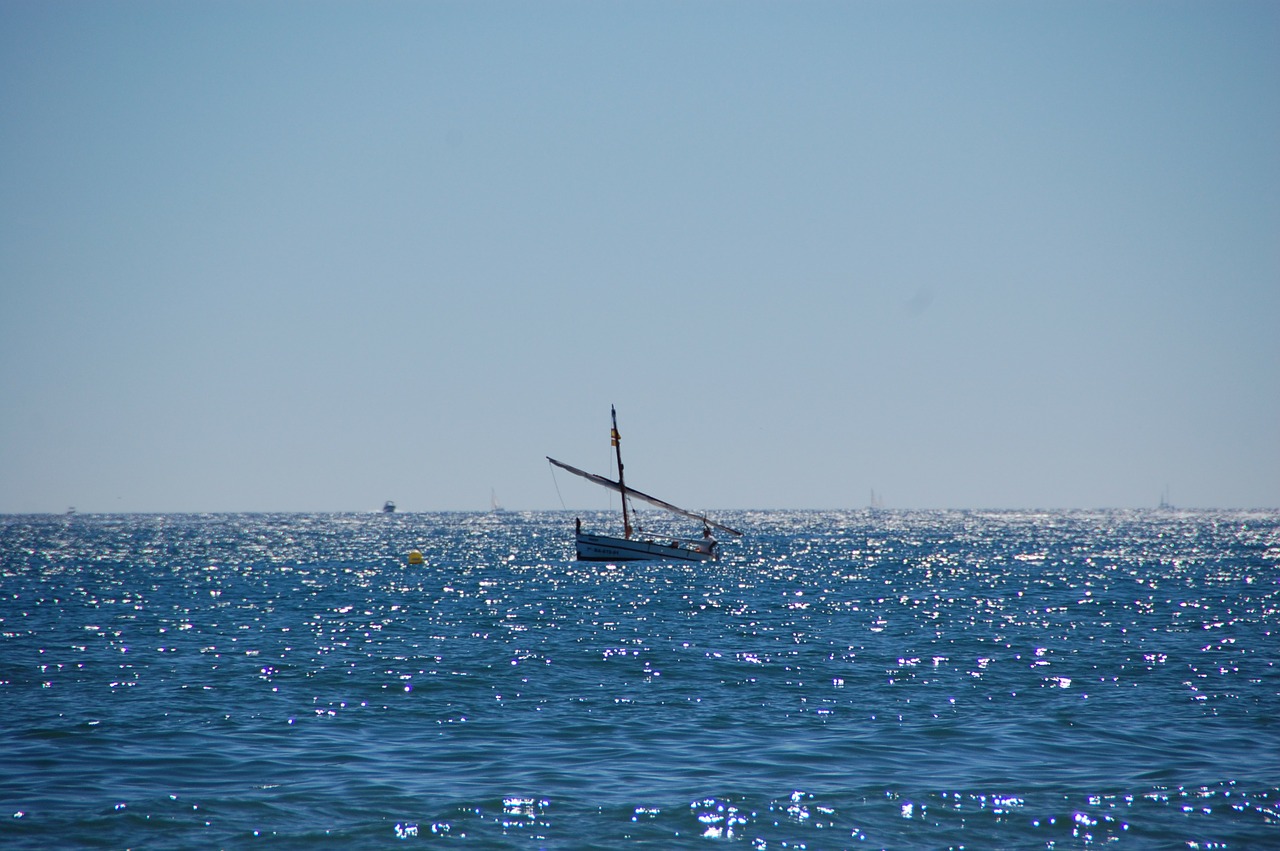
[604,442,616,513]
[547,460,568,510]
[628,495,644,537]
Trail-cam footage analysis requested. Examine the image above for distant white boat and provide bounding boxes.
[490,489,507,513]
[547,406,742,562]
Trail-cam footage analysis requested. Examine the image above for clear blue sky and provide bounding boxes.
[2,1,1277,513]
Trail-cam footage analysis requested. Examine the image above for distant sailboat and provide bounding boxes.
[547,406,742,562]
[1158,487,1174,510]
[490,489,507,513]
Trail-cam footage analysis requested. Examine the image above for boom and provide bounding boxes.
[546,456,743,537]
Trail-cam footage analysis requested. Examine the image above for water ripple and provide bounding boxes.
[2,509,1277,847]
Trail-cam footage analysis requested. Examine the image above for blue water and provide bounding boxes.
[2,509,1277,848]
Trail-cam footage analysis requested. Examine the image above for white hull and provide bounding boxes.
[576,531,716,563]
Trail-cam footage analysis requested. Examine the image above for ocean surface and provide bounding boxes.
[2,509,1277,849]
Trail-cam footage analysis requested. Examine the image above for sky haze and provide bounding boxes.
[2,1,1277,513]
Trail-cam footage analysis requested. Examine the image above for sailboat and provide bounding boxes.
[547,407,743,562]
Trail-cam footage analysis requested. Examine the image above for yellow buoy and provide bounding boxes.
[407,549,423,565]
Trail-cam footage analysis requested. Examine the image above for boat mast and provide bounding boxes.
[611,405,632,539]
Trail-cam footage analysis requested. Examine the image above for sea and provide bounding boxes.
[1,509,1277,849]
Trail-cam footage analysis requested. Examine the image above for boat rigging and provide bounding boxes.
[546,406,742,562]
